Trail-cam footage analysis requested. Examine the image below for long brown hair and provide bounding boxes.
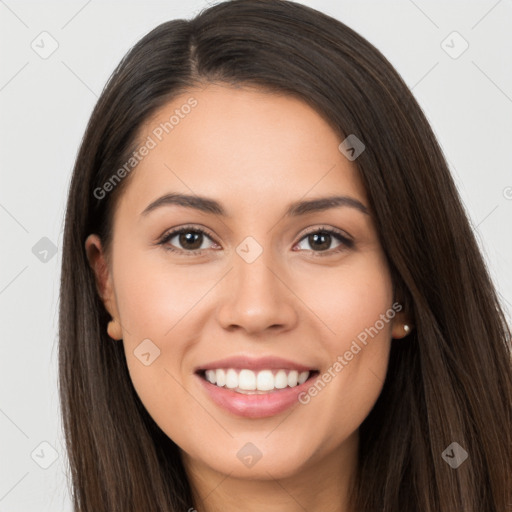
[59,1,512,510]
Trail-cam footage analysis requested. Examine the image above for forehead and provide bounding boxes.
[118,84,368,218]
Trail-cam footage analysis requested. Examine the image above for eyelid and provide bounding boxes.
[158,223,216,240]
[298,224,353,242]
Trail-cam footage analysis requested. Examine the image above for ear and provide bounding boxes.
[85,234,122,340]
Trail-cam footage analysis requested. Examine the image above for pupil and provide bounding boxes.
[180,232,202,250]
[310,233,330,251]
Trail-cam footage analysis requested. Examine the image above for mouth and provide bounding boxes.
[195,366,320,418]
[193,354,321,418]
[195,368,320,394]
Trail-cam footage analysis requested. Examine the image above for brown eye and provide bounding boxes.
[158,226,218,255]
[175,231,204,250]
[306,232,332,251]
[295,227,354,256]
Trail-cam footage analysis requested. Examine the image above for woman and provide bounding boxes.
[58,0,512,510]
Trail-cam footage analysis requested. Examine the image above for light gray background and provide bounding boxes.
[1,0,511,510]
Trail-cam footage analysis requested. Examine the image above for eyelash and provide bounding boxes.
[157,224,354,257]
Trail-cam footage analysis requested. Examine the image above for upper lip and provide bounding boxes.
[195,355,317,373]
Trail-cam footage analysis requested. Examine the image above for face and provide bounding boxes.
[86,84,409,486]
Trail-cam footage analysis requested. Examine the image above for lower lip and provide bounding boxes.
[195,372,318,419]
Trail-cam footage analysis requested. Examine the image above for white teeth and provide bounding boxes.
[274,370,288,389]
[298,371,309,385]
[225,369,238,389]
[203,368,312,392]
[238,369,256,390]
[257,370,274,391]
[217,369,225,386]
[205,369,217,384]
[287,370,298,387]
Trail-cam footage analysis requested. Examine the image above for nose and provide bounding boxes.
[216,247,298,335]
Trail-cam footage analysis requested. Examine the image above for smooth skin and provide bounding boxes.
[86,84,413,512]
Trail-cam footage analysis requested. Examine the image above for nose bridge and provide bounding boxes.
[235,240,277,293]
[233,237,283,306]
[216,235,297,333]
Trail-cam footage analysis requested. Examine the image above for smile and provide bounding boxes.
[195,368,320,418]
[201,368,313,393]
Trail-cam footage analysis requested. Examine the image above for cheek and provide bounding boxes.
[295,252,394,348]
[111,244,208,338]
[109,246,220,426]
[294,253,394,424]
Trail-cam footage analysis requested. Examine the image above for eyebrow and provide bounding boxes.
[140,193,369,217]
